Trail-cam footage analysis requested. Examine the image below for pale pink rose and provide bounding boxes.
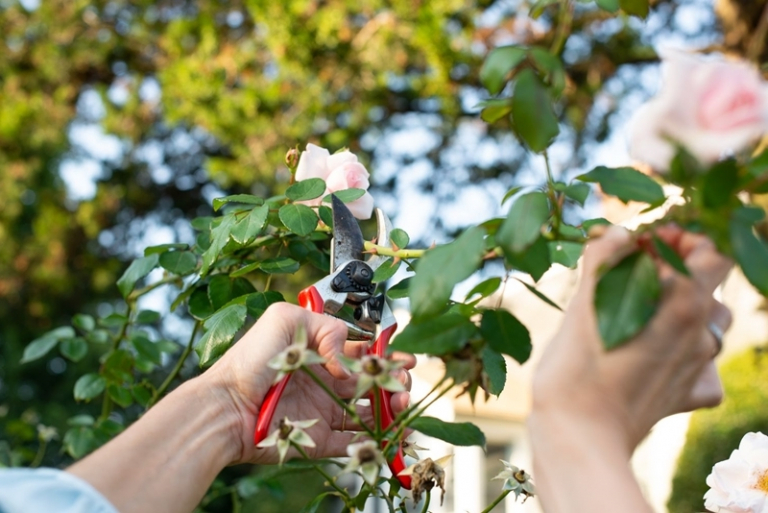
[629,51,768,171]
[293,144,374,219]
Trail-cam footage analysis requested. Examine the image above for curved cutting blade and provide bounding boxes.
[365,207,394,272]
[331,195,364,272]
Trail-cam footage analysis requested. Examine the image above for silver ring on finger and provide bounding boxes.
[708,322,724,357]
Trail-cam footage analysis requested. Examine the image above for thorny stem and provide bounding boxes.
[101,303,134,421]
[363,241,426,259]
[549,0,573,56]
[301,366,377,439]
[200,485,236,508]
[149,322,201,407]
[384,379,455,455]
[293,444,352,506]
[748,1,768,63]
[127,275,180,302]
[30,440,47,468]
[420,490,431,513]
[231,488,242,513]
[480,490,511,513]
[543,151,562,237]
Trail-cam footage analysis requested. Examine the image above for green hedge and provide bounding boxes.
[668,348,768,512]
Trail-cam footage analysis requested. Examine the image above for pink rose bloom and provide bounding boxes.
[294,143,374,219]
[629,51,768,171]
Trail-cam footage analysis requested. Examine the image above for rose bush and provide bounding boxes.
[629,51,768,170]
[295,143,374,219]
[704,432,768,513]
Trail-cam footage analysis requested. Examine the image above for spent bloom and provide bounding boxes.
[704,432,768,513]
[344,440,386,487]
[494,460,535,503]
[267,325,325,382]
[294,143,374,219]
[402,439,428,460]
[629,50,768,171]
[337,354,405,399]
[399,455,452,505]
[256,417,319,465]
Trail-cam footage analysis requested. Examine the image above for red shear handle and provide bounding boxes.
[370,324,412,490]
[253,286,324,445]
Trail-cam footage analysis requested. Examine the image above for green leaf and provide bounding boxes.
[60,337,88,362]
[748,147,768,177]
[373,258,401,282]
[577,166,664,204]
[212,194,264,212]
[74,373,106,401]
[410,417,486,447]
[497,192,549,253]
[389,314,478,355]
[595,251,661,349]
[504,235,552,281]
[21,336,60,364]
[651,236,690,276]
[390,228,410,249]
[530,0,560,18]
[513,278,562,311]
[86,329,110,345]
[318,205,333,227]
[196,304,248,367]
[564,182,590,206]
[480,309,532,364]
[549,241,583,268]
[279,204,318,236]
[72,314,95,332]
[230,262,261,278]
[116,254,159,297]
[108,384,133,408]
[259,257,300,274]
[136,309,161,324]
[286,178,326,201]
[528,47,566,95]
[144,243,188,256]
[102,350,135,384]
[480,100,514,123]
[200,214,237,276]
[322,188,365,204]
[511,68,559,152]
[730,211,768,295]
[67,414,95,427]
[208,274,234,311]
[501,186,523,206]
[63,426,97,459]
[159,251,197,275]
[132,336,161,365]
[387,277,411,300]
[619,0,649,17]
[596,0,619,12]
[480,45,527,95]
[465,277,502,301]
[702,159,739,209]
[132,383,153,407]
[231,205,269,244]
[157,339,179,354]
[189,287,215,320]
[410,227,487,321]
[191,216,213,231]
[245,291,285,318]
[582,218,612,230]
[481,347,506,395]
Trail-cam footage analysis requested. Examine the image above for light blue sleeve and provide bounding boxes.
[0,468,119,513]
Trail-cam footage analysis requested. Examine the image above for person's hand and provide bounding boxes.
[200,302,414,465]
[532,225,732,451]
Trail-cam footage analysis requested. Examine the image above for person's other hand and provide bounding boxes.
[532,225,732,451]
[199,302,414,465]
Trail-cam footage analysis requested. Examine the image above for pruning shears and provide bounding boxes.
[253,195,411,489]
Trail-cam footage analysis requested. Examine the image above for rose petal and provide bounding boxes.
[345,191,374,220]
[326,162,370,191]
[326,150,358,170]
[295,143,330,181]
[628,102,676,171]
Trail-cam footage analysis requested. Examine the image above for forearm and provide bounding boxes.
[528,408,652,513]
[67,377,242,513]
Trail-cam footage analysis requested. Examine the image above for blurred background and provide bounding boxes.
[1,0,767,511]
